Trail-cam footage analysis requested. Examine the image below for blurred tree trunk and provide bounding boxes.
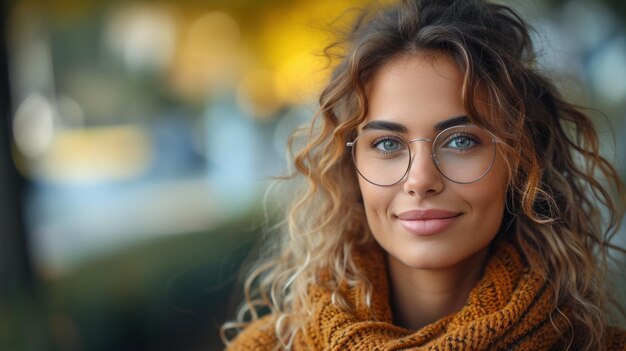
[0,0,33,298]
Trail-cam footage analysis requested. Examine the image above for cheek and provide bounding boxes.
[359,179,382,210]
[465,186,506,217]
[464,156,509,223]
[358,179,394,224]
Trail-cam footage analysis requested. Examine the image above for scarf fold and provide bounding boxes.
[227,241,626,350]
[294,241,623,350]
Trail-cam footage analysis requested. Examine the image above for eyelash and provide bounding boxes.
[370,136,405,152]
[442,133,481,151]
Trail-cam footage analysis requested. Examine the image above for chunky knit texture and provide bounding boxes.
[226,241,626,350]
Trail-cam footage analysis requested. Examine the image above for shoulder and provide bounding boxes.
[606,326,626,351]
[224,315,279,351]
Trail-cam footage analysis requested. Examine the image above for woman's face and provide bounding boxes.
[357,54,508,270]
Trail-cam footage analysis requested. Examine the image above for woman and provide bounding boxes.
[223,0,626,349]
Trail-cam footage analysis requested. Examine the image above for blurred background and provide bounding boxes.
[0,0,625,350]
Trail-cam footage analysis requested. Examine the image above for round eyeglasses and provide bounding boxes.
[346,124,498,186]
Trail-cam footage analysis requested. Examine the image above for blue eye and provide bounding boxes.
[374,138,402,152]
[445,135,477,150]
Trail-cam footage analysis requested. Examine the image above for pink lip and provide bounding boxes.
[396,209,462,236]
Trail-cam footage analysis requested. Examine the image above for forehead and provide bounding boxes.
[364,54,468,133]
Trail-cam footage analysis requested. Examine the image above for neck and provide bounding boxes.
[387,247,489,330]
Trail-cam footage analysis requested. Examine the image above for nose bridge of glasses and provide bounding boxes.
[407,137,434,158]
[408,137,432,144]
[406,137,437,171]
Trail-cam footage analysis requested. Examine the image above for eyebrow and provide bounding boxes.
[433,115,471,132]
[362,115,471,134]
[361,120,408,133]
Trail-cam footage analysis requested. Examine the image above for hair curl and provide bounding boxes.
[223,1,626,349]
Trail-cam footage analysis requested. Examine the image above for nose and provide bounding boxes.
[402,141,445,197]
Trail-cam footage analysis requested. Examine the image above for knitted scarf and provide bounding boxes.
[227,241,626,350]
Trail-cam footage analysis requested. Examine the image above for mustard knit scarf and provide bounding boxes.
[227,241,626,350]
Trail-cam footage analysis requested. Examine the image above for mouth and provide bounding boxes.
[395,210,463,236]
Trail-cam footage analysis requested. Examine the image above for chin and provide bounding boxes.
[391,242,489,271]
[393,247,461,269]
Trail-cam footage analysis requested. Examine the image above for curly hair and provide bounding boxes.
[223,0,626,349]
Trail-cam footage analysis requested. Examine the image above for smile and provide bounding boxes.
[396,210,462,236]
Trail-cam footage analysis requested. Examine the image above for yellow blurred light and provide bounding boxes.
[253,0,362,106]
[188,11,240,55]
[169,11,243,101]
[33,126,152,184]
[275,51,328,105]
[237,70,282,120]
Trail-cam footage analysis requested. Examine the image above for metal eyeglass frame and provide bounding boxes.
[346,124,499,186]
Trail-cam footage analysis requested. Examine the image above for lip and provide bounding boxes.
[396,209,462,236]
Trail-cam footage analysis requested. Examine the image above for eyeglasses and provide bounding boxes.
[346,124,498,186]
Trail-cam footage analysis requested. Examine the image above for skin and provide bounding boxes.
[357,54,509,330]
